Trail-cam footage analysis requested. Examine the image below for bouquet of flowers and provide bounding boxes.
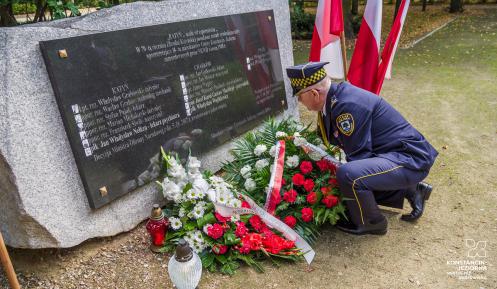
[223,119,346,244]
[157,149,302,275]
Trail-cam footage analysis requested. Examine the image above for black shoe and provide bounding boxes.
[336,216,388,235]
[401,182,433,222]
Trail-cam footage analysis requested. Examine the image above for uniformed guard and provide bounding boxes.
[286,62,438,235]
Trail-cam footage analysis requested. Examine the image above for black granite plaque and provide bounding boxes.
[39,10,286,209]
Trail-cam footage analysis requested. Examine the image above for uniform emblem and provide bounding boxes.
[336,113,354,136]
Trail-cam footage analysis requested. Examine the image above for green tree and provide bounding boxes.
[0,0,18,26]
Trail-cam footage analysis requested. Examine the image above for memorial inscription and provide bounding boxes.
[40,10,286,209]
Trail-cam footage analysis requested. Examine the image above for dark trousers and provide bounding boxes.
[336,157,429,226]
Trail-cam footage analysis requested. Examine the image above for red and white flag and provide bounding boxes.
[347,0,382,92]
[374,0,410,94]
[309,0,344,79]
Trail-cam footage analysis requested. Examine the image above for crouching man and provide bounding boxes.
[286,62,438,235]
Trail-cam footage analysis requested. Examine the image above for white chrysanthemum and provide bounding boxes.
[286,155,299,168]
[293,132,301,137]
[203,224,212,235]
[193,230,204,243]
[186,189,198,200]
[187,211,194,219]
[169,217,182,230]
[244,178,256,192]
[255,159,269,171]
[276,131,287,138]
[254,144,267,156]
[178,207,186,218]
[269,145,277,157]
[228,198,242,208]
[192,206,204,219]
[162,178,181,200]
[293,136,307,146]
[196,201,207,210]
[216,192,230,205]
[240,165,252,179]
[193,243,205,254]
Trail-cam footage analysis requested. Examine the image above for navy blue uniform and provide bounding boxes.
[318,82,438,226]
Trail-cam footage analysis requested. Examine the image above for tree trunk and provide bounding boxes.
[422,0,427,11]
[34,0,45,22]
[449,0,464,13]
[0,4,18,27]
[112,0,119,6]
[351,0,358,15]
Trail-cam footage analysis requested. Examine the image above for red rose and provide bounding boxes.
[235,221,248,238]
[300,161,313,175]
[292,173,305,186]
[321,186,332,196]
[322,195,339,208]
[283,189,297,203]
[207,223,224,239]
[236,239,251,254]
[328,178,339,188]
[243,233,263,251]
[306,192,317,205]
[301,207,313,222]
[212,244,228,255]
[283,216,297,228]
[303,179,315,192]
[249,215,266,232]
[241,200,251,209]
[316,159,329,172]
[215,212,231,223]
[281,178,286,186]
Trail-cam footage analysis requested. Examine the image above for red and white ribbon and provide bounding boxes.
[264,140,286,215]
[299,141,342,167]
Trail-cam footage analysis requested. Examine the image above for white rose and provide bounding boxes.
[240,165,252,179]
[254,144,267,156]
[255,159,269,171]
[286,155,299,168]
[293,136,307,147]
[244,178,256,192]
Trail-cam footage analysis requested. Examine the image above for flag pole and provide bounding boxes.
[339,3,348,80]
[0,232,20,289]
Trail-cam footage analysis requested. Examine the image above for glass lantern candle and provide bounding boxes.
[168,239,202,289]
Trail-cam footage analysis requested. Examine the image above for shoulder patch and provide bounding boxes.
[336,113,354,136]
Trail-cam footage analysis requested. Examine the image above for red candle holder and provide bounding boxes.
[146,204,169,253]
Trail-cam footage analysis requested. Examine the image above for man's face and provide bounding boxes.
[297,89,322,111]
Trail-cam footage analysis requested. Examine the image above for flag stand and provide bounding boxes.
[0,232,20,289]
